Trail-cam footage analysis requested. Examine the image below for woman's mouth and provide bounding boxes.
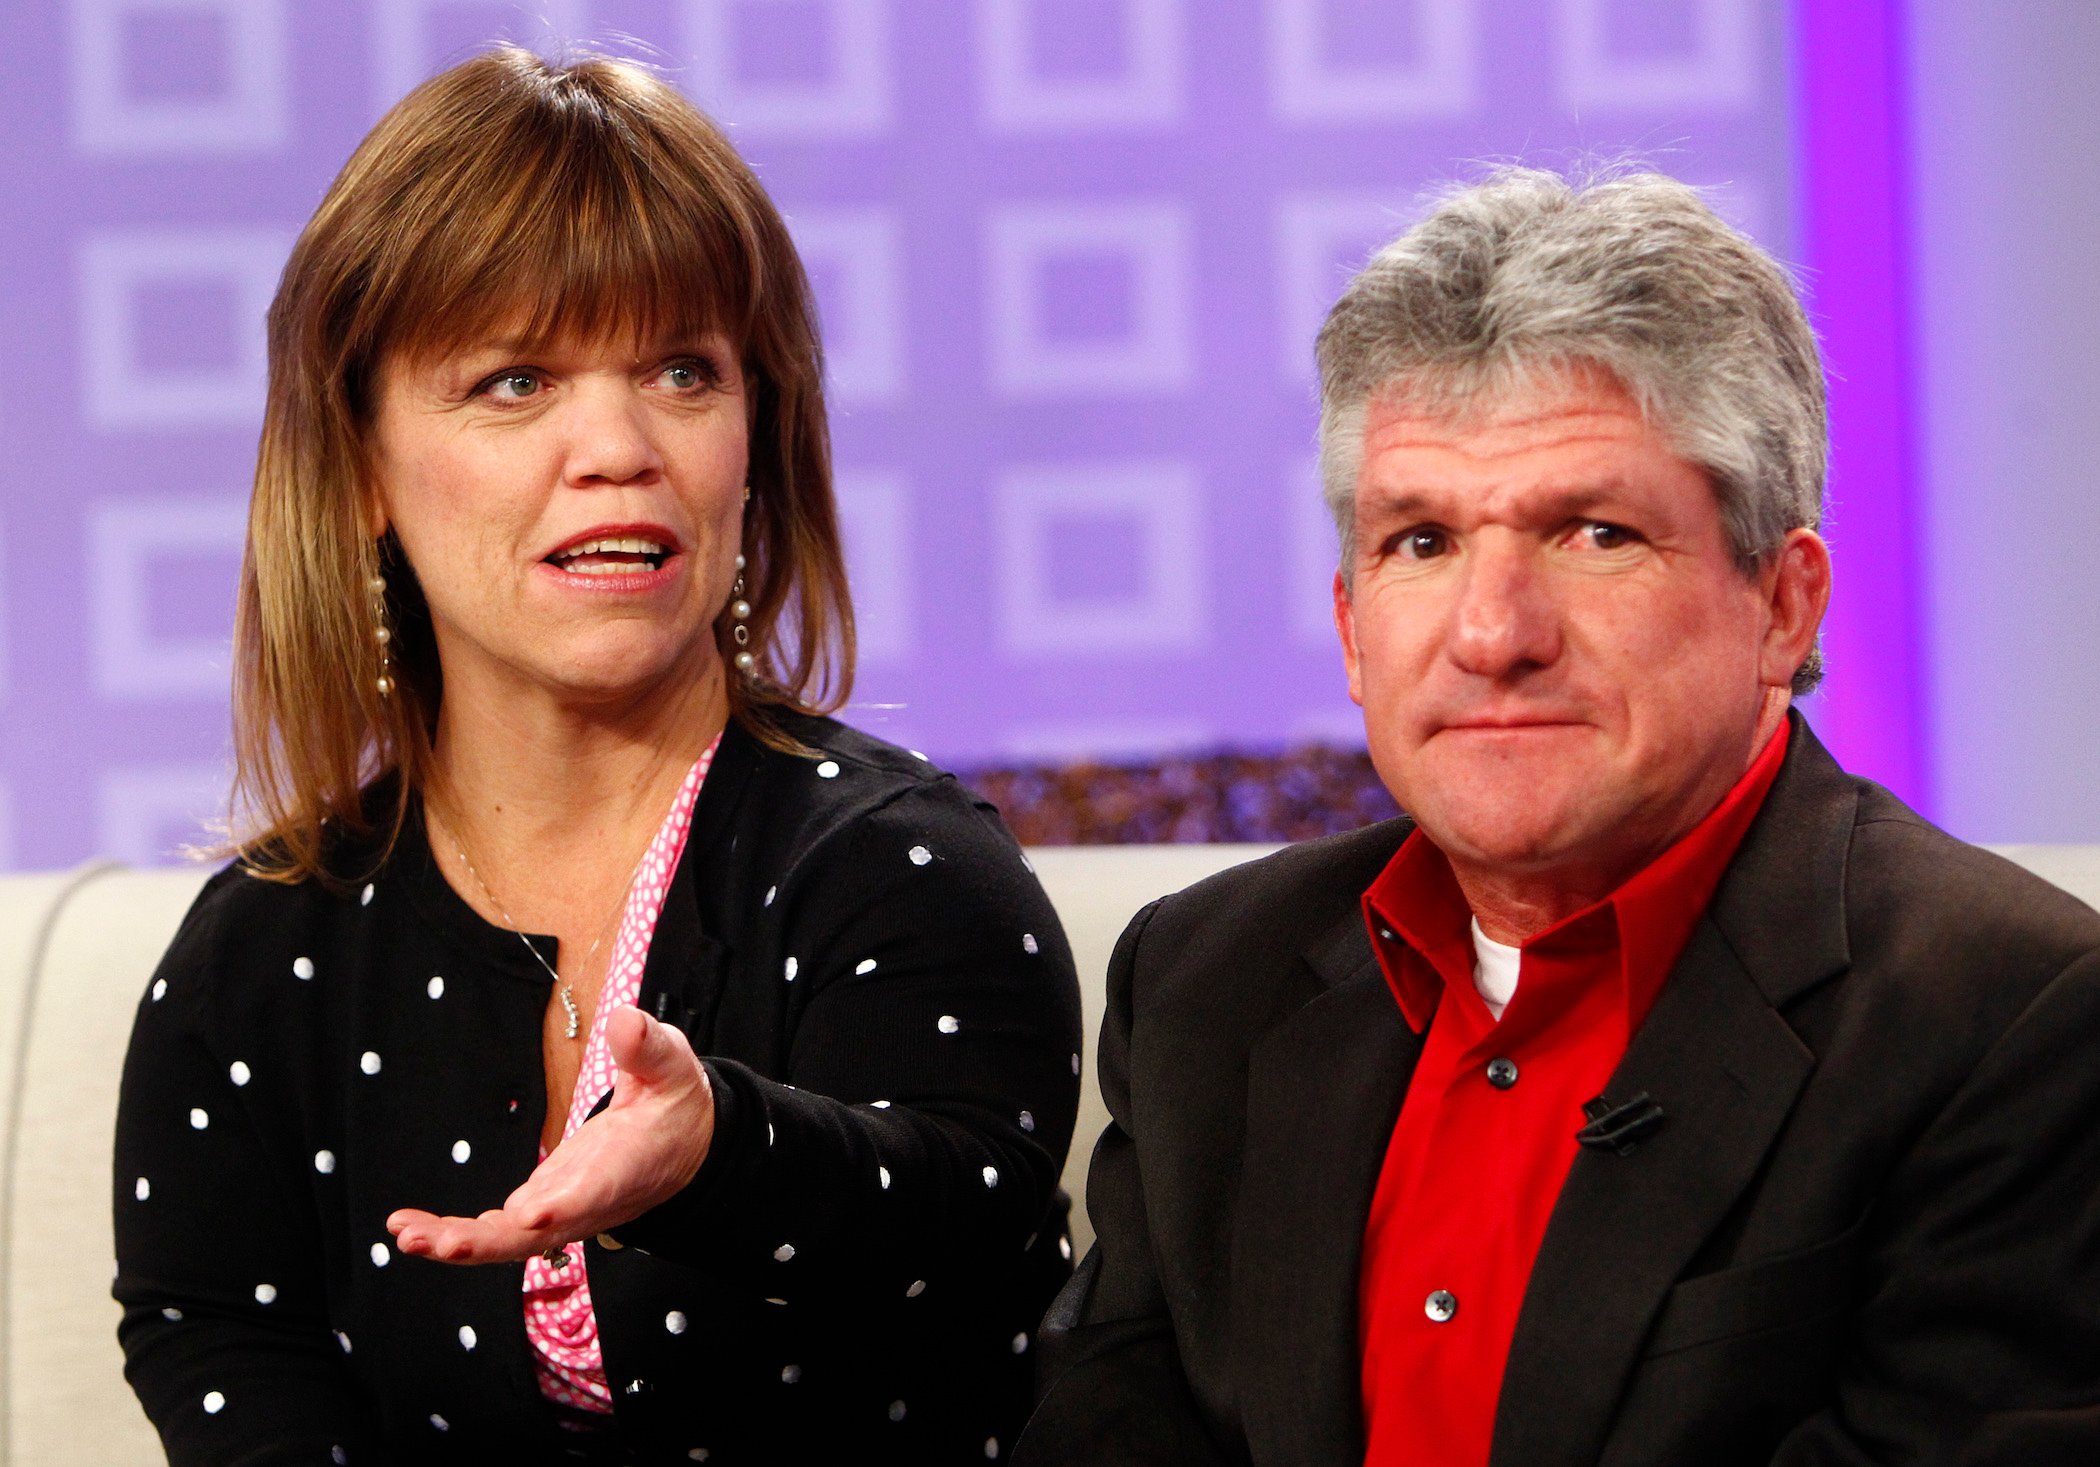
[545,536,670,576]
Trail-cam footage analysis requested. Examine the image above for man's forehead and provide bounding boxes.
[1361,374,1652,457]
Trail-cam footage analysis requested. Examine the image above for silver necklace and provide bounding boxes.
[447,830,648,1040]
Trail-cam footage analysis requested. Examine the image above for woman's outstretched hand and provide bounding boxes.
[387,1006,715,1265]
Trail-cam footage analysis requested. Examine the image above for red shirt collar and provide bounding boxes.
[1364,722,1790,1040]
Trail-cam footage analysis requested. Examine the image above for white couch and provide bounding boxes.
[3,843,2096,1465]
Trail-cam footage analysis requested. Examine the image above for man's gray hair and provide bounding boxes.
[1316,165,1827,691]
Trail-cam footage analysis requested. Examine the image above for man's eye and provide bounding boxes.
[1580,521,1635,550]
[1397,529,1450,560]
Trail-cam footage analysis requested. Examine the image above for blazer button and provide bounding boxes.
[1485,1058,1519,1089]
[1425,1290,1458,1323]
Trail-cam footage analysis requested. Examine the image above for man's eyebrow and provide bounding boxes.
[1357,481,1637,522]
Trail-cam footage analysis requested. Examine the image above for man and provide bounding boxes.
[1014,168,2100,1467]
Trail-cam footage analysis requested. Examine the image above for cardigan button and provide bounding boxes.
[1485,1058,1519,1090]
[1425,1289,1458,1323]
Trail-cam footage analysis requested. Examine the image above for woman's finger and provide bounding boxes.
[605,1006,696,1092]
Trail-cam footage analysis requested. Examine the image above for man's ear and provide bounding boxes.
[1759,528,1832,690]
[1334,570,1366,707]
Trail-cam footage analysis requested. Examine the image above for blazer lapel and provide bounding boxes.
[1490,717,1859,1467]
[1232,911,1424,1467]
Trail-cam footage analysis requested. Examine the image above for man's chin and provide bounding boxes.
[1403,784,1598,875]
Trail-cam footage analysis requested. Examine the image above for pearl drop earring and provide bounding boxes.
[368,573,394,697]
[730,553,754,675]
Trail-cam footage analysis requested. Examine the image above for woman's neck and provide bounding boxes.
[426,657,730,904]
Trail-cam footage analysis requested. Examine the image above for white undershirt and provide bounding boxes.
[1469,918,1522,1021]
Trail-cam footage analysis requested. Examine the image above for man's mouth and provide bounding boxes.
[545,536,671,576]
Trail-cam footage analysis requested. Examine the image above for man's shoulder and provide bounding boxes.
[1121,818,1410,1010]
[1844,785,2100,986]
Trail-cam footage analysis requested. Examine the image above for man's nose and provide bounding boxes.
[1447,538,1562,679]
[562,382,666,488]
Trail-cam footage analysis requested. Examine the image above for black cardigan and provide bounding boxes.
[113,714,1083,1466]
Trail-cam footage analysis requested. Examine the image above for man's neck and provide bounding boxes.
[1454,693,1791,944]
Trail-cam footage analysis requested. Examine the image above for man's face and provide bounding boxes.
[1336,370,1822,894]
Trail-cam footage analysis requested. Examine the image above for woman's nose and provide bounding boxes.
[1447,541,1563,679]
[561,382,665,488]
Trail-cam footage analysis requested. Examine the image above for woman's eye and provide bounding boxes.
[658,359,717,392]
[485,372,541,400]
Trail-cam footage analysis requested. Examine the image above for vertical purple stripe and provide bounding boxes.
[1792,0,1935,813]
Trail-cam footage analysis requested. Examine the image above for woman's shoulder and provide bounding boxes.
[728,710,1020,867]
[147,819,403,1015]
[742,710,977,818]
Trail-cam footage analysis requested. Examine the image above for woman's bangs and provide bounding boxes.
[380,145,753,372]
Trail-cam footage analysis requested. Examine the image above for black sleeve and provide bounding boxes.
[1015,901,1234,1467]
[1769,949,2100,1466]
[112,894,376,1467]
[613,781,1083,1303]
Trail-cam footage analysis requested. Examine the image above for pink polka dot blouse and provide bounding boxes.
[522,735,720,1413]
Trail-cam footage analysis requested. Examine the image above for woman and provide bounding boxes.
[113,47,1081,1466]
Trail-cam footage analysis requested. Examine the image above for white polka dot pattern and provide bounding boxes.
[189,1108,209,1130]
[1022,933,1039,955]
[937,1015,960,1035]
[162,1306,183,1321]
[292,957,314,980]
[458,1325,477,1350]
[522,738,717,1418]
[854,958,877,975]
[228,1060,251,1086]
[451,1139,471,1164]
[314,1150,336,1174]
[151,978,167,1001]
[360,883,375,906]
[359,1051,381,1076]
[816,760,841,779]
[202,1391,225,1414]
[908,845,933,866]
[254,1284,276,1304]
[135,1176,150,1201]
[369,1243,389,1267]
[426,976,444,999]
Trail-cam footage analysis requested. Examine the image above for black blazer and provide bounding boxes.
[114,713,1082,1466]
[1018,717,2100,1466]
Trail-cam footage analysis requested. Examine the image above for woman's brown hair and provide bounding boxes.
[231,45,854,882]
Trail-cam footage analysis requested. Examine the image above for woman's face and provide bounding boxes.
[369,329,750,712]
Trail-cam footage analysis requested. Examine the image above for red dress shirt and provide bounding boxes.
[1358,727,1788,1466]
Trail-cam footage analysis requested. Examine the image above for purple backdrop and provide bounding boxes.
[1,0,1813,868]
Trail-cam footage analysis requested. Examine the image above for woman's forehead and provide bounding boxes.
[385,304,734,373]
